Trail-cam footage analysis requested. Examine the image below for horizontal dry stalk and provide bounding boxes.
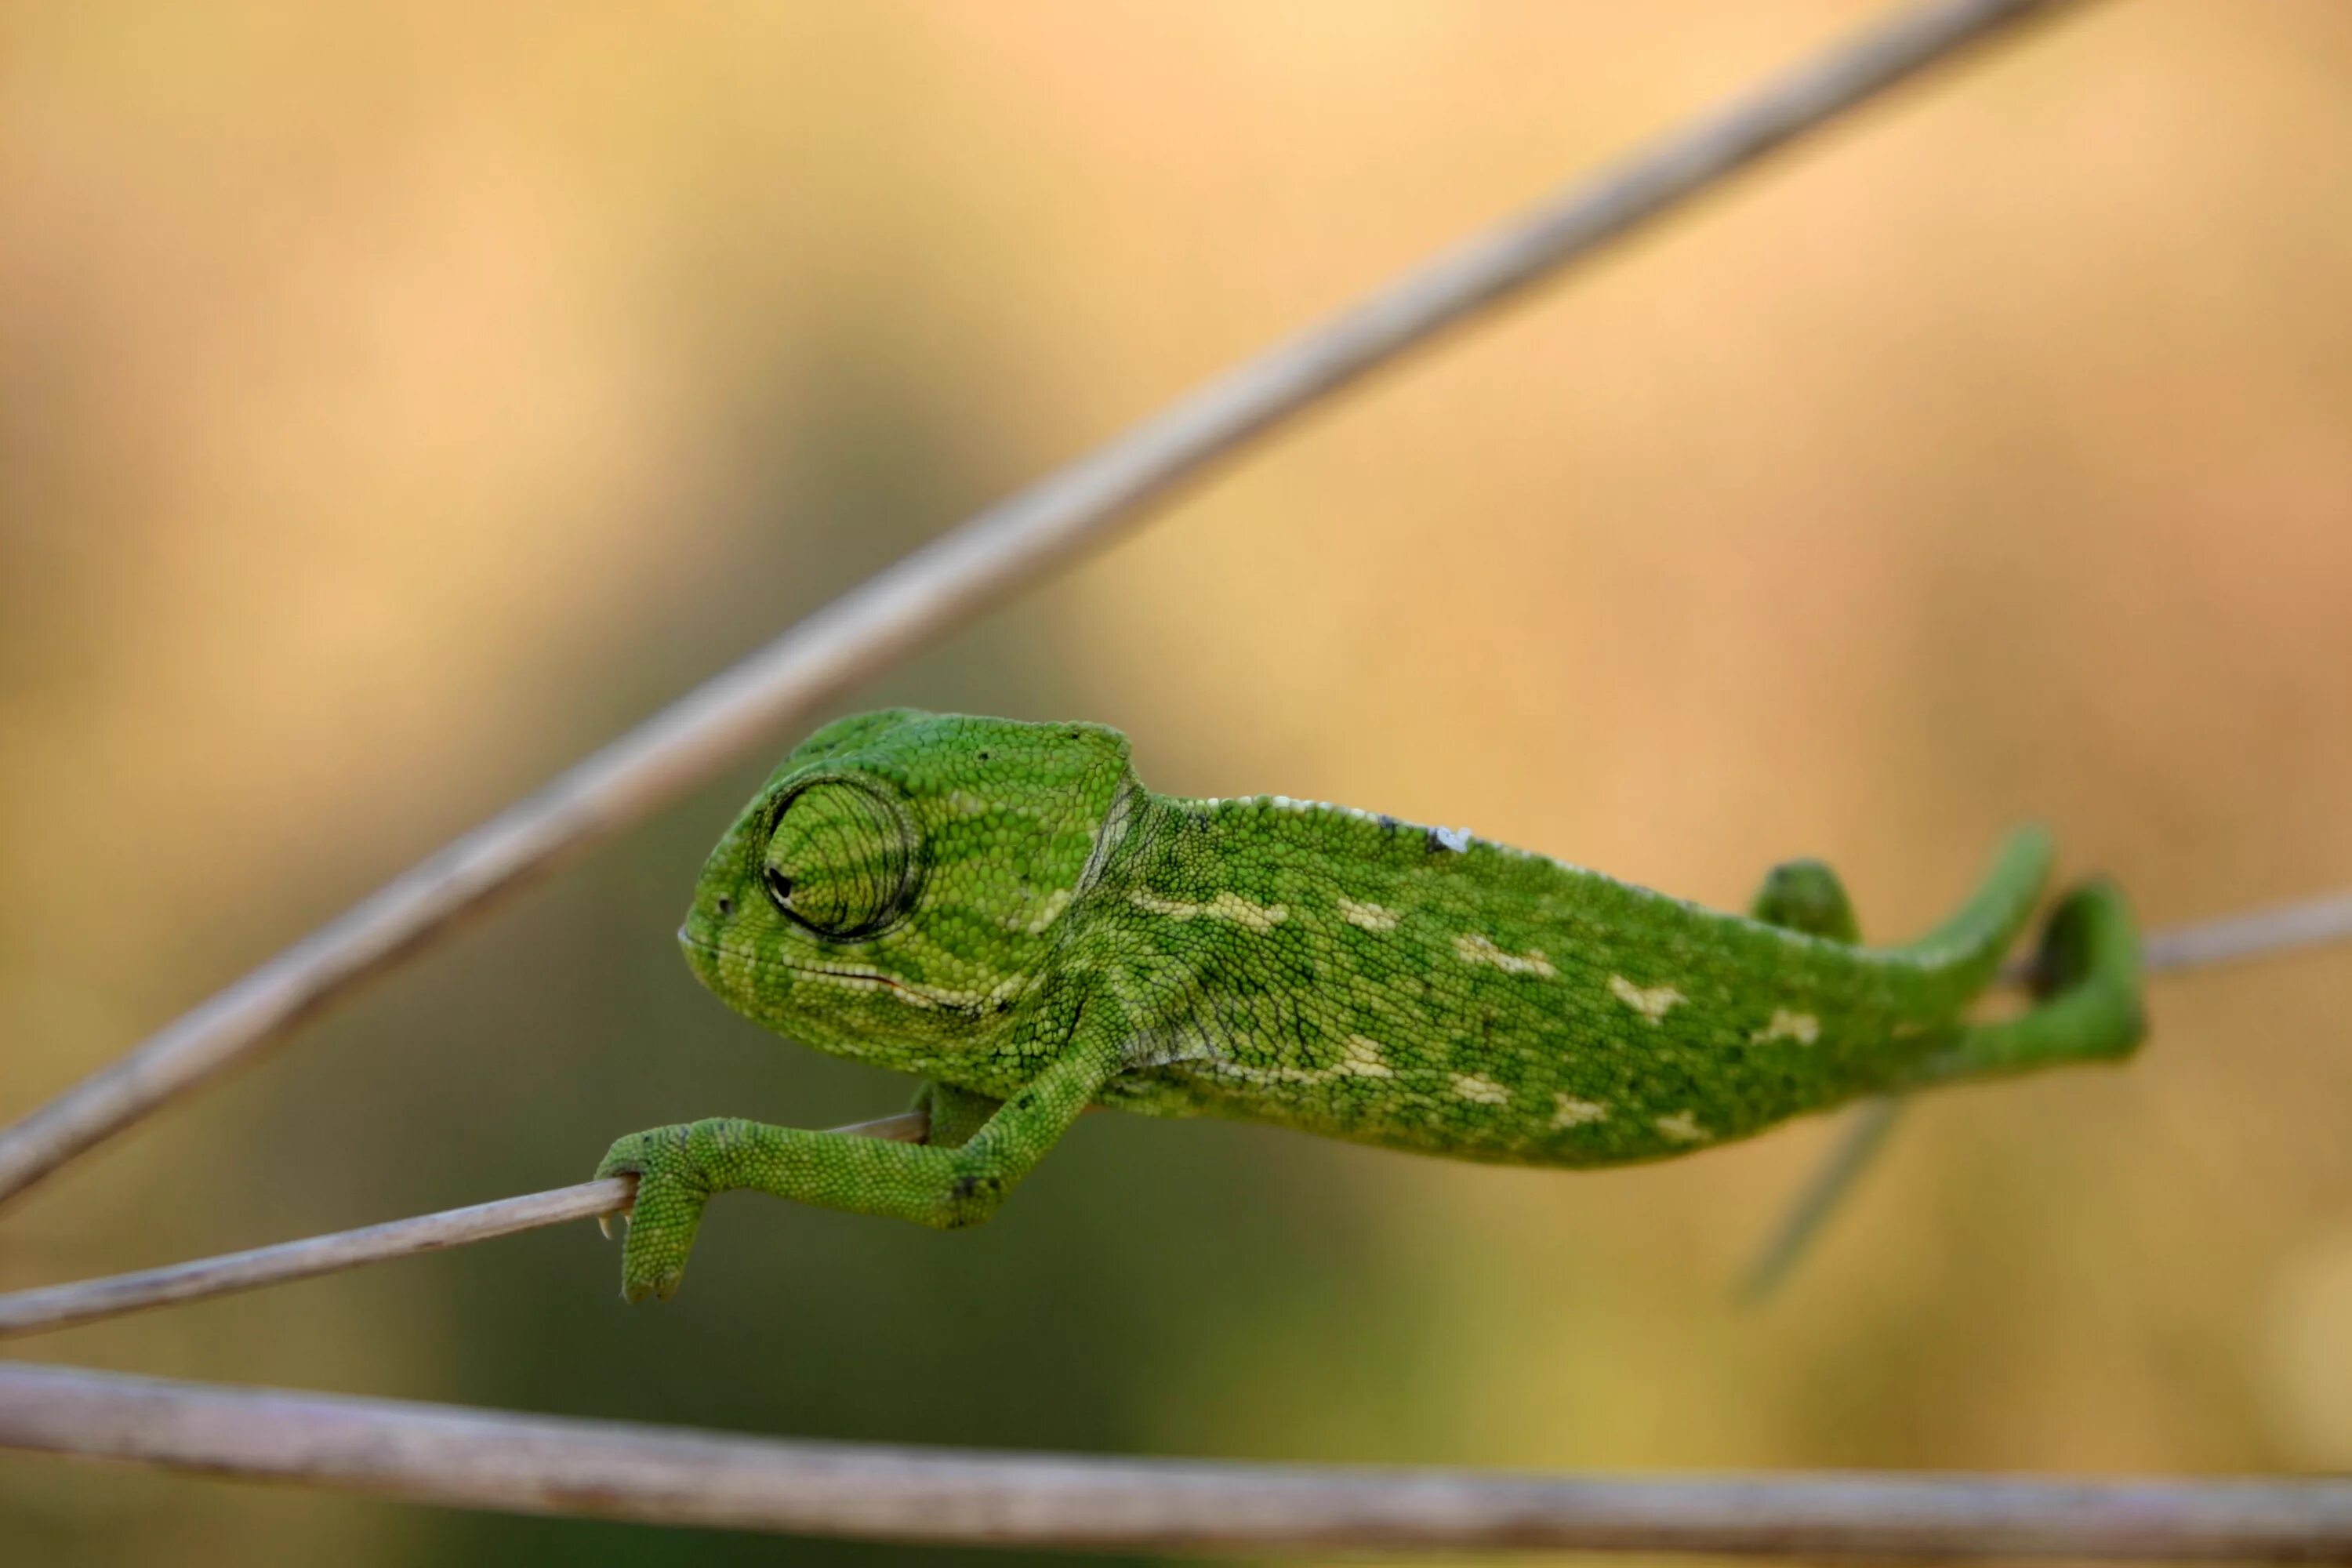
[4,1362,2349,1557]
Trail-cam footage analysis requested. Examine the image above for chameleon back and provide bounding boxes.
[1082,792,2031,1167]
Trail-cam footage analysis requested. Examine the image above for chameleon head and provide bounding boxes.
[677,709,1136,1074]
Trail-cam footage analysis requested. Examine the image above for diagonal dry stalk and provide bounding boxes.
[0,0,2096,1214]
[3,1362,2350,1556]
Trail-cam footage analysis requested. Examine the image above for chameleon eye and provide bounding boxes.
[761,777,920,941]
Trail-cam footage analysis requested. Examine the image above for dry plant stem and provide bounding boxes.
[0,0,2092,1213]
[2141,889,2352,975]
[0,1181,633,1341]
[0,1113,926,1339]
[4,877,2349,1343]
[2,1363,2347,1559]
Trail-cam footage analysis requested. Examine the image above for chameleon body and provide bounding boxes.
[598,710,2144,1301]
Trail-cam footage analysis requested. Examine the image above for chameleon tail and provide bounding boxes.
[1740,854,2143,1302]
[1882,824,2056,1012]
[1904,877,2147,1089]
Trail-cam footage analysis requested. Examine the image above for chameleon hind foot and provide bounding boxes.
[1751,858,1861,942]
[1737,856,1870,1299]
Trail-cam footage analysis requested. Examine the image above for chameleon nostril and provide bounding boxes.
[715,896,734,917]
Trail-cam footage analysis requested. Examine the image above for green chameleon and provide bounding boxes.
[597,709,2144,1302]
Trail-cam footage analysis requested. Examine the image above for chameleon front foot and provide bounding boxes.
[594,1124,713,1303]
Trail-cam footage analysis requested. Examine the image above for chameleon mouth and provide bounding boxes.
[677,931,971,1012]
[771,961,982,1013]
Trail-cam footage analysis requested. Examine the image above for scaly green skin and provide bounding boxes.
[597,710,2144,1301]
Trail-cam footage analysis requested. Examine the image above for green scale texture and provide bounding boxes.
[597,710,2144,1302]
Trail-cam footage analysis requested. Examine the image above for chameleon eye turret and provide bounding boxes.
[760,777,920,942]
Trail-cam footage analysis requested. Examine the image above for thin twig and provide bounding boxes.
[0,1113,925,1339]
[2,1363,2347,1557]
[0,0,2094,1213]
[5,877,2348,1342]
[0,1181,630,1341]
[1737,1095,1907,1303]
[2142,890,2352,975]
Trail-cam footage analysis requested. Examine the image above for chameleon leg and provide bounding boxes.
[1738,855,1880,1300]
[1748,857,1861,943]
[595,1037,1120,1302]
[1902,878,2146,1088]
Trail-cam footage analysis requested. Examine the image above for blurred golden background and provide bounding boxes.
[5,2,2351,1563]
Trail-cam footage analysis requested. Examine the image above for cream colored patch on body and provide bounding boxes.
[1338,1035,1396,1077]
[1751,1008,1820,1045]
[1451,1073,1512,1105]
[946,789,1046,819]
[1552,1094,1610,1128]
[1338,898,1399,933]
[1608,975,1684,1022]
[1654,1110,1709,1144]
[895,973,1028,1011]
[1210,1033,1395,1087]
[787,965,1021,1014]
[1005,887,1072,935]
[1454,933,1557,978]
[793,966,892,996]
[1131,889,1288,931]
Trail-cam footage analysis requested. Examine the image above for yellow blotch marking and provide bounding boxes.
[1454,933,1557,978]
[1451,1073,1512,1105]
[893,975,1026,1011]
[1750,1008,1820,1046]
[1608,975,1685,1022]
[793,966,891,996]
[790,966,1018,1013]
[1552,1094,1610,1128]
[1211,1033,1395,1087]
[1338,898,1399,933]
[1654,1110,1709,1144]
[1131,889,1288,931]
[1006,887,1072,935]
[946,789,1046,819]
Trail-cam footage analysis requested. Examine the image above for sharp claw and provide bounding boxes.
[597,1214,615,1241]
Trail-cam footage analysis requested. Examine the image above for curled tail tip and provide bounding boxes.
[2002,821,2059,878]
[2033,877,2140,985]
[2020,877,2148,1062]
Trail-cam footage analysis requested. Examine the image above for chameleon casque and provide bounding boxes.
[597,709,2145,1301]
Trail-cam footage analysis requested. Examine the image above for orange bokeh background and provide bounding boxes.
[5,5,2350,1563]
